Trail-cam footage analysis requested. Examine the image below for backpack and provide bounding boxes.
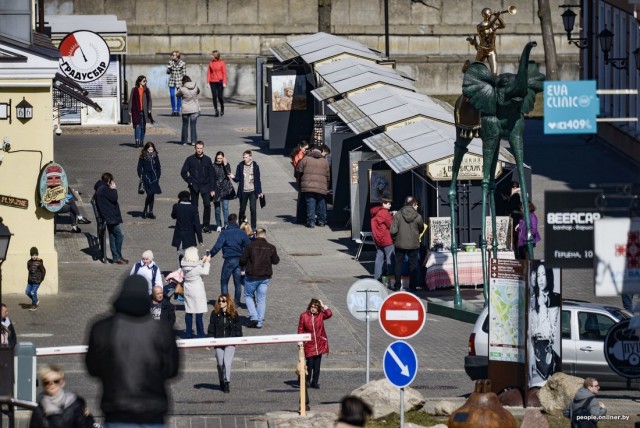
[564,396,596,428]
[133,262,159,286]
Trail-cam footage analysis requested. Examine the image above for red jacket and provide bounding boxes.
[207,59,227,85]
[370,206,393,247]
[298,308,332,357]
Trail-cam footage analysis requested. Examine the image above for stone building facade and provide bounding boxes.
[44,0,579,98]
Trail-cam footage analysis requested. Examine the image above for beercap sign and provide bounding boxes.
[59,31,110,82]
[39,162,69,213]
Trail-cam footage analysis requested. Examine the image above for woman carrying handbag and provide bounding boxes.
[137,142,161,219]
[212,151,236,231]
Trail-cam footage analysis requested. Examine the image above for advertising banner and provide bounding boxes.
[527,261,562,388]
[544,190,602,268]
[38,162,69,213]
[595,218,640,296]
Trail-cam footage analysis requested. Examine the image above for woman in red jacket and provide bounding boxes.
[206,50,227,117]
[297,298,332,388]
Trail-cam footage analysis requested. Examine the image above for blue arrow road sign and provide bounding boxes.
[383,340,418,388]
[544,80,599,135]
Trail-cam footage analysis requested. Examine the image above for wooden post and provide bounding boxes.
[298,342,306,416]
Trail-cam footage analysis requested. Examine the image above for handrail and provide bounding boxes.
[0,395,37,410]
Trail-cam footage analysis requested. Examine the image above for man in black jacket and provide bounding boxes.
[240,228,279,329]
[86,275,179,426]
[180,141,215,233]
[151,286,176,327]
[94,172,128,265]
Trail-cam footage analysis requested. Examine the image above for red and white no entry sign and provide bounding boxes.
[378,291,426,339]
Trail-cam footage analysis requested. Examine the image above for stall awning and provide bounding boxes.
[53,73,102,112]
[312,73,416,101]
[270,32,380,63]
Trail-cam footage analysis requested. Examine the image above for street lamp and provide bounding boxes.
[598,28,628,70]
[0,217,12,304]
[560,6,589,49]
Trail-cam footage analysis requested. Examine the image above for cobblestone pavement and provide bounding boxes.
[3,101,640,425]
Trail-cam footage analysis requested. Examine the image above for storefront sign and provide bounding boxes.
[426,153,502,181]
[59,31,110,83]
[604,319,640,379]
[38,162,69,213]
[594,218,640,296]
[544,190,602,268]
[0,194,28,209]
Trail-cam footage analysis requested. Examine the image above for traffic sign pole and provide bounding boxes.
[356,287,382,384]
[400,388,405,428]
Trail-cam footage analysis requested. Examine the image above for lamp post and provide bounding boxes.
[560,6,589,49]
[0,217,13,407]
[0,217,12,309]
[598,28,628,70]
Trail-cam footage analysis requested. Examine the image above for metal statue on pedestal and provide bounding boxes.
[448,7,545,307]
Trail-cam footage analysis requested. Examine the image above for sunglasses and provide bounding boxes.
[43,378,62,386]
[218,299,227,303]
[592,384,600,388]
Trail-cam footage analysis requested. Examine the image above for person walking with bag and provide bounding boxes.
[137,142,162,219]
[207,293,242,393]
[564,377,607,427]
[212,151,236,231]
[297,298,332,389]
[128,75,153,148]
[229,150,262,231]
[177,75,201,146]
[207,50,227,117]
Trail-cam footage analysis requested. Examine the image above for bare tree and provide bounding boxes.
[537,0,559,80]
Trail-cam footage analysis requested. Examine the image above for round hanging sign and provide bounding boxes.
[38,162,69,213]
[58,31,110,82]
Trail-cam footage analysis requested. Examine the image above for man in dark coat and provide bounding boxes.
[295,145,330,228]
[94,172,127,265]
[86,275,179,426]
[151,286,176,327]
[390,196,424,291]
[229,150,262,231]
[210,213,251,305]
[171,191,203,251]
[180,141,215,233]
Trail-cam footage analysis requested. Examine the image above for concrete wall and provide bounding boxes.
[0,81,59,295]
[45,0,581,97]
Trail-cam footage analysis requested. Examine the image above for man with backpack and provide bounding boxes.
[130,250,163,294]
[564,377,607,427]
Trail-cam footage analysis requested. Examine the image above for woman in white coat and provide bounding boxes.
[181,246,210,338]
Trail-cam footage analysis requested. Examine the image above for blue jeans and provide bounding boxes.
[214,199,230,229]
[25,283,40,305]
[169,87,182,112]
[181,112,199,145]
[107,223,125,261]
[305,192,327,226]
[106,424,165,428]
[134,111,146,142]
[184,312,204,338]
[374,244,395,280]
[244,277,270,327]
[221,257,242,304]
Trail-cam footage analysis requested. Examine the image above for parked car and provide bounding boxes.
[464,300,634,387]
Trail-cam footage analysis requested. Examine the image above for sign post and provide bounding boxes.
[379,292,425,428]
[346,279,388,383]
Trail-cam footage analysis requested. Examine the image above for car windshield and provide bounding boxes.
[606,307,631,320]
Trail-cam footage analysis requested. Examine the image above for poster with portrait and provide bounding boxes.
[271,74,307,111]
[429,217,452,250]
[527,260,562,388]
[368,170,392,203]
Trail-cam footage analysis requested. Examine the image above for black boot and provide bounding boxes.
[214,109,220,117]
[142,211,147,219]
[217,366,225,391]
[224,382,230,393]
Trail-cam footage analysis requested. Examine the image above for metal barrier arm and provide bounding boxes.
[35,333,312,417]
[37,333,311,356]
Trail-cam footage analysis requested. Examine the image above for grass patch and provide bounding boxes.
[431,93,544,118]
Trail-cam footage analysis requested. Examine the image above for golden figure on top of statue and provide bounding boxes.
[466,5,516,75]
